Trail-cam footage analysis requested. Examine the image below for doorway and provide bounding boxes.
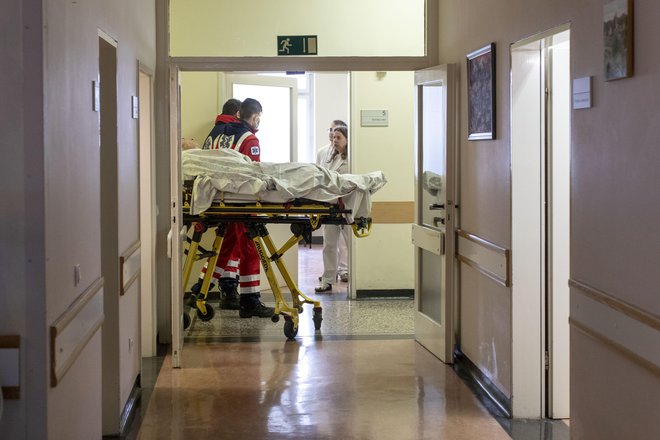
[99,32,120,434]
[138,67,157,357]
[172,69,416,346]
[511,26,571,419]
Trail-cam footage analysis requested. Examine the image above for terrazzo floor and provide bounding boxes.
[185,297,414,341]
[184,244,415,342]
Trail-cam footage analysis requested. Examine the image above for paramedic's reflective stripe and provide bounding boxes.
[239,274,260,294]
[211,134,234,150]
[233,131,252,152]
[222,259,240,278]
[206,131,250,151]
[201,260,240,279]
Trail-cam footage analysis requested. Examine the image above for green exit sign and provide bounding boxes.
[277,35,318,56]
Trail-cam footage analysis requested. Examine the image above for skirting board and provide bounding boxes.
[453,348,512,418]
[118,375,142,437]
[356,289,414,299]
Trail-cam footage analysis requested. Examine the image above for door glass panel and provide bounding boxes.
[418,80,447,324]
[421,83,446,229]
[233,83,291,163]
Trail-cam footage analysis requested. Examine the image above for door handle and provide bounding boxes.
[429,203,445,210]
[433,216,445,226]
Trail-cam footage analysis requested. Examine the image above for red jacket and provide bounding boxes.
[201,118,261,161]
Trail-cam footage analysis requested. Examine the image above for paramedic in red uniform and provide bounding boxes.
[191,99,243,310]
[193,98,274,318]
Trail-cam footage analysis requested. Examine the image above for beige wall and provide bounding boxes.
[170,0,424,57]
[314,73,349,153]
[181,71,221,145]
[438,0,660,433]
[351,71,415,290]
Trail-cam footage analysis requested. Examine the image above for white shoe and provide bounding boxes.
[339,273,349,283]
[315,282,332,293]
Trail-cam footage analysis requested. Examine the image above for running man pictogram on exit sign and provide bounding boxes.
[277,35,318,56]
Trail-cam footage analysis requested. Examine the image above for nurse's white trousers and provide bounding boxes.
[321,224,349,284]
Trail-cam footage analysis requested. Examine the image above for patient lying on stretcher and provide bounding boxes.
[182,148,387,223]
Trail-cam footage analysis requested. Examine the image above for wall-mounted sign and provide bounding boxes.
[277,35,318,56]
[360,110,389,127]
[572,76,592,109]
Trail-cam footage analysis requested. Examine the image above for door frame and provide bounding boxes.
[412,64,459,363]
[169,65,184,368]
[510,23,571,418]
[138,64,157,357]
[158,0,440,363]
[167,61,440,367]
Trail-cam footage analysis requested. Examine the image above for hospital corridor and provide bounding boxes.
[3,1,660,440]
[127,246,567,440]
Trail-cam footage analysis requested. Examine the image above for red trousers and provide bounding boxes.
[200,223,260,294]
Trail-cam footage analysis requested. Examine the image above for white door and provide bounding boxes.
[412,65,458,363]
[169,66,184,368]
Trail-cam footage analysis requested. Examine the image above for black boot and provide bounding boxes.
[219,278,240,310]
[239,294,275,318]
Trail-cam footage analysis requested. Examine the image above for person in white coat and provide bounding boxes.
[315,122,350,292]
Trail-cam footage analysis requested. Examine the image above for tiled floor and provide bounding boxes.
[185,245,414,341]
[130,244,570,440]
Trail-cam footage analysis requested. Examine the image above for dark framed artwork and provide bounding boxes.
[604,0,634,81]
[467,43,496,140]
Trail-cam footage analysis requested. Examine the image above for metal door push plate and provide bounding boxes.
[411,224,445,255]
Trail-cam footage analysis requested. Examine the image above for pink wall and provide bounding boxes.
[1,0,156,438]
[438,0,660,433]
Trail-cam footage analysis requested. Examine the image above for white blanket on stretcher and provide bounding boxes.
[182,148,387,222]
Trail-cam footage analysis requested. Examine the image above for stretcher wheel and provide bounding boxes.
[196,303,215,321]
[271,314,280,323]
[283,317,298,340]
[183,313,191,330]
[313,307,323,330]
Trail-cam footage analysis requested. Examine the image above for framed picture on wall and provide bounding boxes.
[604,0,634,81]
[467,43,496,140]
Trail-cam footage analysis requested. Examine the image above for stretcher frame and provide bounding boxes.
[181,184,371,340]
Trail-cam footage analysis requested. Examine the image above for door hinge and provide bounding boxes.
[544,351,549,370]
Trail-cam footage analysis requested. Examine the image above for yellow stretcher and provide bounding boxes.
[181,184,372,340]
